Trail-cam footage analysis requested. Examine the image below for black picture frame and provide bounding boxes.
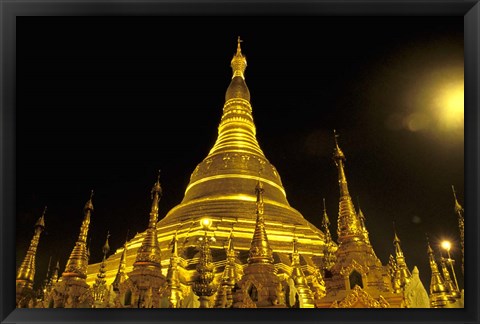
[2,1,478,323]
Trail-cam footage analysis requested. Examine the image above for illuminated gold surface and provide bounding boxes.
[452,185,464,275]
[16,207,46,306]
[289,238,315,307]
[86,39,328,295]
[317,137,404,308]
[133,173,162,268]
[392,231,411,293]
[426,241,449,308]
[63,192,93,279]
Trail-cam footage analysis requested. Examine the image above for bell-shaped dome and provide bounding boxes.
[225,76,250,101]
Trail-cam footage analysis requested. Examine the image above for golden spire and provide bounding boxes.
[439,257,459,300]
[206,36,262,160]
[112,232,129,292]
[231,36,247,79]
[63,191,94,279]
[426,235,449,308]
[192,221,217,308]
[452,185,464,214]
[321,198,335,270]
[51,260,60,283]
[16,206,47,288]
[452,185,464,275]
[215,232,238,308]
[356,198,372,245]
[97,231,110,280]
[321,198,332,242]
[93,231,110,302]
[248,180,274,264]
[391,224,411,293]
[134,172,162,268]
[43,255,52,290]
[166,233,182,308]
[290,237,315,308]
[332,130,363,243]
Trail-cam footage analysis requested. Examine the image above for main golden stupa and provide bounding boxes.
[84,37,330,306]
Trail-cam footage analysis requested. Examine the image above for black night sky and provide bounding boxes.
[16,16,464,292]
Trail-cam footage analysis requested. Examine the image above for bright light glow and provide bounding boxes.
[200,218,212,229]
[394,66,464,137]
[437,83,464,130]
[441,240,451,251]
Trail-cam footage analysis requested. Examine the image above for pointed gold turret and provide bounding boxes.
[452,185,464,275]
[332,130,363,242]
[321,199,335,270]
[426,237,449,308]
[392,226,411,293]
[112,236,128,292]
[357,199,372,245]
[166,234,183,308]
[316,133,396,307]
[93,231,111,303]
[322,198,332,243]
[232,183,286,308]
[290,237,315,308]
[63,191,93,279]
[248,180,274,264]
[133,171,162,268]
[16,206,46,306]
[51,260,60,284]
[215,232,239,308]
[439,257,459,300]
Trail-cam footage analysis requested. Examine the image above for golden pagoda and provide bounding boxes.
[316,132,404,308]
[86,37,329,305]
[49,191,95,308]
[426,238,450,308]
[16,206,46,307]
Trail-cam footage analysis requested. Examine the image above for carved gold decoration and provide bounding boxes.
[331,286,388,308]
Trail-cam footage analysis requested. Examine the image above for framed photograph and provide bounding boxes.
[2,1,478,323]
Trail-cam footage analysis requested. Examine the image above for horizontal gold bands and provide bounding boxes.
[184,174,286,198]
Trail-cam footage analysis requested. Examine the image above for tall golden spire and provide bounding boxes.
[439,257,459,300]
[392,225,411,293]
[63,191,93,279]
[426,236,449,308]
[206,37,263,160]
[93,231,111,303]
[16,206,46,289]
[166,233,182,308]
[321,198,332,243]
[51,260,60,284]
[248,180,274,264]
[112,233,129,292]
[332,130,363,242]
[134,171,162,268]
[42,256,53,292]
[321,199,335,270]
[290,237,315,308]
[452,185,464,275]
[215,232,239,308]
[356,198,371,245]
